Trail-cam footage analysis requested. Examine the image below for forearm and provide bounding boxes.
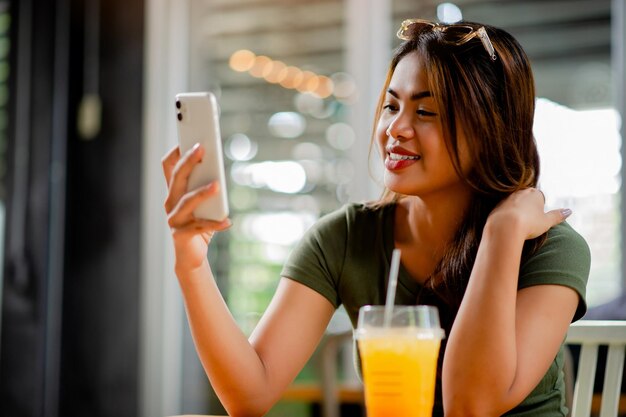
[442,219,526,416]
[176,260,273,416]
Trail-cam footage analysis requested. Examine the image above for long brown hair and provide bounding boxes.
[371,22,545,307]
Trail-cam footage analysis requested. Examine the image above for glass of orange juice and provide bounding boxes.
[355,305,444,417]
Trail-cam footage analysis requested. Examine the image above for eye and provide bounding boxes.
[417,109,437,117]
[383,103,398,112]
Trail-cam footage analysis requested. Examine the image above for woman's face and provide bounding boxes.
[376,52,472,198]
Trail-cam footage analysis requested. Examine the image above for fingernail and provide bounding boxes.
[560,208,572,219]
[192,143,200,151]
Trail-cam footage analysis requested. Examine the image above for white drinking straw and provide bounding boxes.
[383,248,402,327]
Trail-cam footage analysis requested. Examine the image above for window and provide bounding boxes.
[188,0,354,324]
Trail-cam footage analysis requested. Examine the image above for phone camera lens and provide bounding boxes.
[177,112,183,121]
[176,100,181,109]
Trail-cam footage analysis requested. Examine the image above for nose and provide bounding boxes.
[386,112,415,142]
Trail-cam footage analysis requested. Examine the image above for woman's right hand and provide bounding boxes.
[161,144,231,273]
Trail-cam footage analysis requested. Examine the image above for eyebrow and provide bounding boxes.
[386,88,432,100]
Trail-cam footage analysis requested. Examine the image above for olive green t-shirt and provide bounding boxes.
[281,203,591,417]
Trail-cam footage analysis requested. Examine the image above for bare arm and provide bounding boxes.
[442,189,578,417]
[179,270,334,416]
[162,145,335,416]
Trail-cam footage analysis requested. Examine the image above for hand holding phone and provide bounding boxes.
[175,92,229,221]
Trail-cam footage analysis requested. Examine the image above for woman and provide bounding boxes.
[162,20,590,417]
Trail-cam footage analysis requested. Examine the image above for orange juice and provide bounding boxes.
[358,329,441,417]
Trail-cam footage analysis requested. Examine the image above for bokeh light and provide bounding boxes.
[330,72,357,100]
[437,3,463,23]
[295,92,324,115]
[249,55,272,78]
[231,160,308,194]
[264,60,287,84]
[296,70,317,93]
[279,66,303,89]
[268,112,306,139]
[225,133,258,161]
[229,50,343,99]
[240,212,316,246]
[291,142,323,160]
[229,49,256,72]
[314,75,334,98]
[326,122,356,150]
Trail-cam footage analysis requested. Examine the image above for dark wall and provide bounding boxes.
[60,0,143,416]
[1,0,144,416]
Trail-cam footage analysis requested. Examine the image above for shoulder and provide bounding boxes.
[280,203,391,308]
[303,202,392,268]
[312,202,390,233]
[520,221,591,320]
[547,221,588,244]
[536,222,590,266]
[521,221,590,276]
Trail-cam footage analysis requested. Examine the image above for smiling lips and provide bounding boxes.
[385,145,421,171]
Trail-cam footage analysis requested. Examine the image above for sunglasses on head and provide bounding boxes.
[397,19,497,61]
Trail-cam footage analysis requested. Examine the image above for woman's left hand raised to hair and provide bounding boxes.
[486,188,572,240]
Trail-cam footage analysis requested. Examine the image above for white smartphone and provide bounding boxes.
[175,92,229,221]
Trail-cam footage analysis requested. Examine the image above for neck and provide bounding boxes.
[397,187,473,256]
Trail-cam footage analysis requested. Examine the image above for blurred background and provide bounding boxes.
[0,0,624,416]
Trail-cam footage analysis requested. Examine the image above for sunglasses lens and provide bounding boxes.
[441,25,473,41]
[398,20,434,40]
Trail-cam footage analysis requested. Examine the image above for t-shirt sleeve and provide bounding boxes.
[519,222,591,321]
[280,206,350,308]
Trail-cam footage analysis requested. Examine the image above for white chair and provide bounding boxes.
[314,319,626,417]
[565,320,626,417]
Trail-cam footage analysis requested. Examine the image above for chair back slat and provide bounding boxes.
[572,344,599,417]
[566,320,626,417]
[599,344,625,417]
[567,321,626,344]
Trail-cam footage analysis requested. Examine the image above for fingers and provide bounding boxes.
[162,146,181,187]
[549,208,572,221]
[164,144,205,212]
[496,188,572,238]
[532,188,573,226]
[167,182,221,227]
[171,218,232,239]
[539,183,571,228]
[532,188,572,222]
[545,208,572,227]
